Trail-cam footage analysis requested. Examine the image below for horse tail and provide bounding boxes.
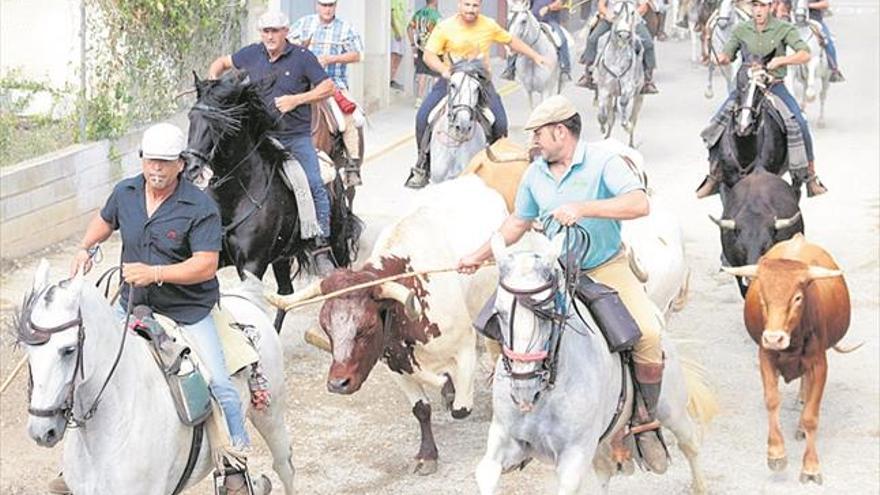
[679,355,719,426]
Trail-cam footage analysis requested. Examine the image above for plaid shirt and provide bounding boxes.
[290,15,364,90]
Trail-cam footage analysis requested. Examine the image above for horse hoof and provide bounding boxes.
[254,474,272,495]
[767,456,788,472]
[795,428,806,441]
[451,407,471,419]
[413,458,438,476]
[800,471,823,485]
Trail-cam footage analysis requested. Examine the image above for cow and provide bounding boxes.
[269,175,508,475]
[709,170,804,297]
[722,233,852,485]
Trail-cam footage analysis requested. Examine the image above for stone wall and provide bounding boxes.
[0,114,188,259]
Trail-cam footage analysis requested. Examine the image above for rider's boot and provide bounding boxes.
[641,69,659,94]
[576,69,597,89]
[310,237,338,277]
[805,161,828,197]
[501,55,517,81]
[47,473,71,494]
[632,362,669,474]
[829,68,845,83]
[676,14,689,29]
[695,161,722,198]
[343,157,362,188]
[405,152,431,189]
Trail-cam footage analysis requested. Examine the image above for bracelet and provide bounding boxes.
[153,265,164,287]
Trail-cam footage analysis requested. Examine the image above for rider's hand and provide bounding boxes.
[317,55,333,67]
[274,95,301,114]
[457,254,485,275]
[533,55,550,68]
[766,57,785,71]
[539,6,549,17]
[70,248,93,277]
[441,68,453,80]
[122,262,157,288]
[551,203,584,227]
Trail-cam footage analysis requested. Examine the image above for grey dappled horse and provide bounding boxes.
[786,0,831,126]
[704,0,751,98]
[475,233,715,494]
[507,0,574,108]
[594,0,645,146]
[429,59,490,184]
[20,261,294,495]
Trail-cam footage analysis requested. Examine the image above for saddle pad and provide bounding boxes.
[154,308,259,377]
[462,138,530,213]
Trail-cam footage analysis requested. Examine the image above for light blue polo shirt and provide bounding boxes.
[514,140,644,269]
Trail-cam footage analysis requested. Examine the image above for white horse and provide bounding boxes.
[786,0,831,127]
[507,0,574,108]
[429,59,491,184]
[704,0,751,98]
[594,0,645,147]
[475,233,715,494]
[21,261,294,495]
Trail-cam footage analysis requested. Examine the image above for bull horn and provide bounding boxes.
[721,265,759,279]
[807,266,843,280]
[304,327,332,353]
[774,211,802,230]
[265,280,324,311]
[708,214,736,230]
[375,282,422,321]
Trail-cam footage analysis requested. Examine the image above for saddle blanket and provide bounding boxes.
[700,90,808,172]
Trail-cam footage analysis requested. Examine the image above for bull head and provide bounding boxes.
[722,261,843,351]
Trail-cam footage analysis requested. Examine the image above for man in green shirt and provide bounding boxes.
[696,0,827,198]
[407,0,442,107]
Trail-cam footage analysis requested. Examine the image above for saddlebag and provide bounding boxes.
[574,276,642,353]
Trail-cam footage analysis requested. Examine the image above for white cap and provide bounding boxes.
[317,0,338,4]
[140,123,185,161]
[258,10,290,29]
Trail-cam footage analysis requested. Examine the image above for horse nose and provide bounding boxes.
[327,377,351,394]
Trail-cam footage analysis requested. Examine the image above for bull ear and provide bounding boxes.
[721,265,759,279]
[807,266,843,280]
[490,232,508,262]
[33,259,50,293]
[374,282,422,320]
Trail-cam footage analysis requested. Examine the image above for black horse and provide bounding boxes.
[708,52,803,200]
[184,70,363,330]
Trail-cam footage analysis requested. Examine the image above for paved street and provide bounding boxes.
[1,6,877,494]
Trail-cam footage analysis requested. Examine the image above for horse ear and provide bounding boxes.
[193,71,203,98]
[33,259,50,293]
[490,232,508,262]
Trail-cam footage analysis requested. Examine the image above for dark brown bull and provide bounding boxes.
[723,233,852,485]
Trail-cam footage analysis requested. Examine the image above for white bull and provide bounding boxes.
[270,175,508,475]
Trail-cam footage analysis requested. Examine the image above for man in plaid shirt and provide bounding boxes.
[291,0,366,186]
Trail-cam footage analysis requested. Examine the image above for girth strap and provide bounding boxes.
[171,423,205,495]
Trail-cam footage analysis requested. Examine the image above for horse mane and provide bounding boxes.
[452,59,491,84]
[11,288,39,346]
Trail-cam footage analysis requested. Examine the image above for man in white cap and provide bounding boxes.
[208,10,339,275]
[458,95,670,473]
[60,123,255,494]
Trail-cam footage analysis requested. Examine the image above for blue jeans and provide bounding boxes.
[583,20,656,70]
[818,21,839,71]
[504,22,571,73]
[115,304,250,447]
[715,83,814,161]
[277,134,331,236]
[415,77,508,154]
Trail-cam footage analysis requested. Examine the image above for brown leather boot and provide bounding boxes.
[632,362,669,474]
[47,473,71,494]
[695,162,722,198]
[805,161,828,197]
[641,70,659,94]
[576,71,597,89]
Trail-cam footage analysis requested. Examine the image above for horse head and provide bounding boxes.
[185,70,270,187]
[507,0,537,41]
[18,260,86,447]
[734,52,774,136]
[610,0,638,44]
[491,232,567,413]
[446,58,488,141]
[793,0,810,24]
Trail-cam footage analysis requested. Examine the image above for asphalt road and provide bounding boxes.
[1,4,878,494]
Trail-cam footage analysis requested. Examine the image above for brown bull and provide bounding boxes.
[724,233,852,485]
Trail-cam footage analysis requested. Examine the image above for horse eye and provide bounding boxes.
[60,346,77,357]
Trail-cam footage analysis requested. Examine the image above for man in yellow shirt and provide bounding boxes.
[405,0,548,189]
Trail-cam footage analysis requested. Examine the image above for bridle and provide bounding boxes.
[24,284,133,428]
[600,2,638,83]
[508,4,541,47]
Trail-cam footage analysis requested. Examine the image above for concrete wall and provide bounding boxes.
[0,114,188,259]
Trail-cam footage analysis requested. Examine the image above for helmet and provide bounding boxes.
[140,123,186,161]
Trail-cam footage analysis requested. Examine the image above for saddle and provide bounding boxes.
[131,306,262,426]
[462,138,530,213]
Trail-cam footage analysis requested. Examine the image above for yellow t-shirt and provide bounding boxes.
[424,14,513,62]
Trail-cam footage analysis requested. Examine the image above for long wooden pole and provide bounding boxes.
[277,262,496,312]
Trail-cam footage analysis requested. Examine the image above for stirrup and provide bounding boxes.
[404,166,430,189]
[640,82,659,95]
[213,463,257,495]
[805,175,828,197]
[342,163,362,188]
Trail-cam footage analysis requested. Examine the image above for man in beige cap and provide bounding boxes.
[458,95,670,473]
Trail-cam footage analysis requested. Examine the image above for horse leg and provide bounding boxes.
[555,448,592,495]
[271,261,293,333]
[248,402,295,494]
[476,420,526,495]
